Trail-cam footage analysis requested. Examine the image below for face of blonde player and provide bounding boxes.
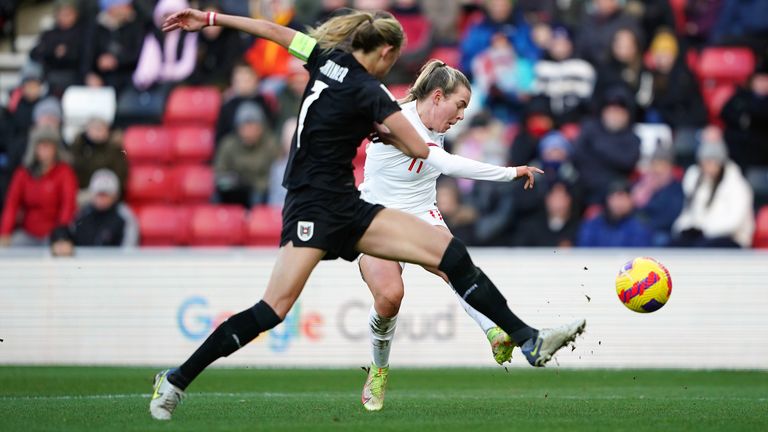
[423,85,471,133]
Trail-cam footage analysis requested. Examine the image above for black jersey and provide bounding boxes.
[282,45,401,193]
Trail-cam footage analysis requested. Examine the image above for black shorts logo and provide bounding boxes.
[297,221,315,241]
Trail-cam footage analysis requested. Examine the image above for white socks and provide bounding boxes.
[453,285,496,334]
[368,306,397,368]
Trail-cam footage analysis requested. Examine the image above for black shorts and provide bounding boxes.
[280,186,384,261]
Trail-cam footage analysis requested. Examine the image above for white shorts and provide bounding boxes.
[414,208,448,229]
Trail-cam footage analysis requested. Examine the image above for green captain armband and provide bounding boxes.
[288,32,317,61]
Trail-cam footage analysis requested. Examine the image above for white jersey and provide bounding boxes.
[360,101,443,213]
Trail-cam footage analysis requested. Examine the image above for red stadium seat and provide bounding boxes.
[174,165,214,203]
[428,46,461,69]
[164,86,221,126]
[698,47,755,83]
[127,165,176,204]
[701,83,736,123]
[394,14,432,56]
[668,0,686,33]
[136,205,191,246]
[560,123,581,142]
[246,205,283,246]
[387,84,410,100]
[753,206,768,249]
[123,126,173,164]
[172,126,215,163]
[189,205,246,246]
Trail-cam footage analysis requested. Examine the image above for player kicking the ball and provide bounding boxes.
[358,60,564,410]
[150,7,585,421]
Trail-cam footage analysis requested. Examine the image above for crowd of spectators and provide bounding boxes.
[1,0,767,250]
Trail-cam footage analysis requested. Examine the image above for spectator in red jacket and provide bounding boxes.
[0,127,78,247]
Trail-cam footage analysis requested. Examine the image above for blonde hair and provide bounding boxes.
[403,59,471,103]
[308,9,404,53]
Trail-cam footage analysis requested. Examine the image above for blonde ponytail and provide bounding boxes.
[403,59,471,103]
[308,9,404,53]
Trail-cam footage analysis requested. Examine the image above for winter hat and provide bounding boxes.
[606,179,631,196]
[33,97,63,122]
[235,102,265,127]
[650,145,675,163]
[100,0,132,11]
[539,131,572,158]
[650,31,678,58]
[20,62,43,84]
[30,126,62,145]
[697,137,728,163]
[89,169,120,196]
[603,86,632,109]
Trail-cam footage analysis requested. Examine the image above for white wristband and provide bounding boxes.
[207,11,216,27]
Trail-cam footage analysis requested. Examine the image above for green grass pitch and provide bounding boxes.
[0,367,765,431]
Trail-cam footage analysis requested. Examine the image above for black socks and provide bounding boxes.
[439,238,537,344]
[168,300,282,390]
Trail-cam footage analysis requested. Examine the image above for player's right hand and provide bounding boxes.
[514,165,544,190]
[162,8,206,33]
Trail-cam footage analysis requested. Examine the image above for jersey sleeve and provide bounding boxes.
[425,146,518,181]
[358,81,401,124]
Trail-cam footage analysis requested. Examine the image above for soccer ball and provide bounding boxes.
[615,257,672,313]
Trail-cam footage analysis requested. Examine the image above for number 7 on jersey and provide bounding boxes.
[296,80,329,148]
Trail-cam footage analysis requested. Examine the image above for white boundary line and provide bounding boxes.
[1,392,765,402]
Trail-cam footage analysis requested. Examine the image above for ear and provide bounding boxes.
[380,45,396,59]
[432,88,444,104]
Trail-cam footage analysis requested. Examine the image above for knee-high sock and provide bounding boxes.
[438,238,537,345]
[452,285,496,334]
[168,300,282,390]
[369,306,398,368]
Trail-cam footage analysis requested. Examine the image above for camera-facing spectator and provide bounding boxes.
[533,25,596,124]
[513,180,581,247]
[672,126,755,248]
[70,117,127,198]
[214,103,280,208]
[0,127,78,247]
[72,168,138,247]
[594,27,652,116]
[720,60,768,171]
[573,87,641,204]
[461,0,540,76]
[575,0,642,67]
[186,2,248,88]
[631,146,684,246]
[30,0,85,95]
[509,97,555,166]
[86,0,144,92]
[215,62,275,142]
[577,180,653,247]
[646,30,707,160]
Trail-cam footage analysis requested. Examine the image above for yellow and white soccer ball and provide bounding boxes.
[615,257,672,313]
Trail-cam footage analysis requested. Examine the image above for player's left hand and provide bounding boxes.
[514,165,544,189]
[162,8,207,32]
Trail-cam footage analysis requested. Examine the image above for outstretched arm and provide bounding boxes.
[162,9,297,51]
[373,120,543,189]
[425,146,543,189]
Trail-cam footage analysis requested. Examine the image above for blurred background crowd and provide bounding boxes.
[0,0,767,252]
